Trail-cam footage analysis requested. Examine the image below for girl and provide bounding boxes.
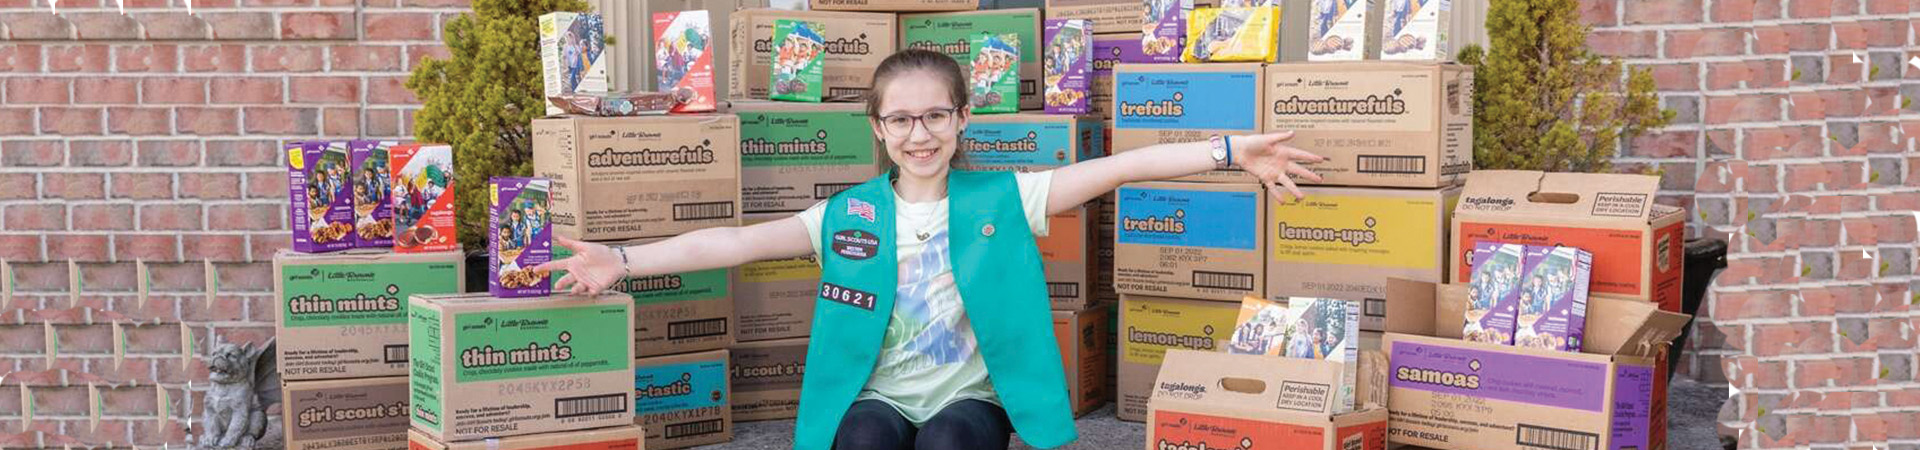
[534,49,1324,450]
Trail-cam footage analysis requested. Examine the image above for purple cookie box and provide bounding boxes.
[489,177,553,298]
[287,141,354,254]
[1518,246,1593,352]
[348,140,396,249]
[1465,241,1527,345]
[1142,0,1188,63]
[1043,19,1092,115]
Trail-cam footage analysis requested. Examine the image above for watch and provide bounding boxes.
[1208,135,1233,170]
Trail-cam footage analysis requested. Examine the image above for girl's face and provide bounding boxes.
[870,70,967,180]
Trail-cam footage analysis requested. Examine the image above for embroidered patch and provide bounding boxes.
[846,198,876,222]
[818,282,877,311]
[830,229,879,260]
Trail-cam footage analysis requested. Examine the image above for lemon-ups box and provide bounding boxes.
[811,0,971,12]
[533,114,741,241]
[634,349,732,449]
[1264,62,1473,188]
[1147,350,1389,450]
[733,102,884,214]
[1116,294,1237,422]
[958,113,1105,173]
[900,9,1043,111]
[735,213,820,342]
[407,293,633,442]
[730,337,806,422]
[730,10,895,102]
[1054,308,1109,417]
[1114,182,1266,302]
[1267,185,1458,331]
[554,237,734,357]
[407,426,641,450]
[1381,279,1690,450]
[274,249,465,381]
[1112,63,1264,183]
[283,377,409,450]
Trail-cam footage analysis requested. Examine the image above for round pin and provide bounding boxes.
[982,224,996,237]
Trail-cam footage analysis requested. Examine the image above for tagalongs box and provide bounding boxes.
[1147,349,1388,450]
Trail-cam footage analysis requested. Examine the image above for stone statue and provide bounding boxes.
[194,338,281,450]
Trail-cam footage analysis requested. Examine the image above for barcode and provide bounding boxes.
[668,318,729,340]
[1515,424,1598,450]
[383,345,408,363]
[815,183,859,199]
[825,87,868,101]
[1192,271,1254,291]
[1047,282,1080,298]
[1356,155,1427,174]
[554,393,627,419]
[665,419,726,439]
[1364,299,1386,318]
[674,201,735,221]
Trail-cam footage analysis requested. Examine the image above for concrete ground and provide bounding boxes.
[698,375,1733,450]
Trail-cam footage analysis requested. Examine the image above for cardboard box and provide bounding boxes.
[900,9,1043,110]
[1451,170,1686,310]
[730,338,807,422]
[1042,19,1093,115]
[735,213,819,342]
[958,113,1104,173]
[1266,185,1459,331]
[554,237,735,357]
[730,9,895,102]
[282,377,409,450]
[539,12,608,116]
[634,349,733,449]
[1382,278,1690,450]
[1116,294,1238,422]
[391,144,459,254]
[1225,297,1359,413]
[273,249,464,381]
[1379,0,1449,61]
[1111,63,1264,183]
[407,426,641,450]
[1309,0,1382,61]
[350,141,397,249]
[769,19,827,103]
[1147,350,1389,450]
[654,10,716,113]
[533,115,742,241]
[1046,0,1142,35]
[407,293,633,442]
[288,141,354,253]
[734,102,884,214]
[1113,182,1266,301]
[1264,62,1472,188]
[490,177,554,298]
[1040,205,1100,310]
[811,0,972,12]
[1053,308,1109,417]
[1087,33,1149,120]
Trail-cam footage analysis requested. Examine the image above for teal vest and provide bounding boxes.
[793,170,1077,450]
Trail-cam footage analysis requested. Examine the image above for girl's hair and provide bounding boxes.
[865,49,969,117]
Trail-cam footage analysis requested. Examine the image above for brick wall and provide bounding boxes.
[0,0,465,446]
[1584,0,1920,448]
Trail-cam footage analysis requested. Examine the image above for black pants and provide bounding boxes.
[833,399,1013,450]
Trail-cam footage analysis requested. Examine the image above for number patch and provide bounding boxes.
[818,282,877,311]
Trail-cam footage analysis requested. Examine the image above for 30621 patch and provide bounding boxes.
[818,282,876,311]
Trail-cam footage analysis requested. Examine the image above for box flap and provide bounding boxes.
[1151,349,1344,415]
[1434,284,1467,340]
[1383,278,1436,335]
[1454,170,1663,223]
[1585,295,1693,357]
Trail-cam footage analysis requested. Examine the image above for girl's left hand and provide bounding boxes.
[1233,131,1327,203]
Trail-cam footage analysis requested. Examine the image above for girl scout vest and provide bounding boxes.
[793,170,1077,450]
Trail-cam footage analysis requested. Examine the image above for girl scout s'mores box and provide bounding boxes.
[1515,245,1592,352]
[1309,0,1382,61]
[540,12,608,115]
[288,141,355,254]
[389,144,459,253]
[489,177,553,298]
[653,10,715,113]
[1463,241,1526,345]
[1379,0,1449,61]
[1042,19,1093,115]
[349,140,397,249]
[968,32,1023,114]
[282,377,409,450]
[407,293,634,442]
[730,338,808,422]
[769,19,828,103]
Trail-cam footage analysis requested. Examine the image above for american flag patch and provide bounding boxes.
[847,198,876,222]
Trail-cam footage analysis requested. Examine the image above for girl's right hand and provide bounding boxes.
[530,235,628,296]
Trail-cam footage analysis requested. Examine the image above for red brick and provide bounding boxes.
[403,0,469,6]
[1802,285,1875,315]
[290,76,360,104]
[252,45,326,73]
[107,174,168,202]
[1750,322,1831,355]
[1623,0,1703,25]
[242,107,318,135]
[0,235,44,263]
[45,45,110,72]
[179,173,241,200]
[1836,250,1876,280]
[47,235,110,261]
[1744,126,1821,161]
[2,140,64,167]
[139,204,202,231]
[38,107,103,135]
[1796,358,1875,388]
[405,44,450,70]
[1577,0,1615,26]
[110,44,177,73]
[1873,215,1916,244]
[1788,0,1832,18]
[364,12,434,41]
[71,13,141,40]
[209,204,285,231]
[139,77,206,104]
[1626,130,1698,159]
[282,12,354,40]
[114,235,180,263]
[320,107,359,135]
[244,171,288,201]
[209,77,284,105]
[1710,290,1793,320]
[1814,88,1865,119]
[7,204,65,231]
[1705,94,1782,124]
[180,45,245,72]
[175,107,239,135]
[28,385,89,416]
[0,108,31,135]
[68,140,132,166]
[5,77,70,104]
[73,78,139,105]
[366,76,418,105]
[0,325,46,354]
[1588,30,1658,59]
[1667,29,1748,59]
[135,12,210,40]
[331,45,405,71]
[50,323,114,355]
[245,0,317,5]
[0,45,41,73]
[44,173,106,201]
[211,325,276,347]
[1711,0,1784,22]
[1706,60,1785,90]
[366,108,403,137]
[107,107,171,136]
[204,139,279,167]
[133,140,198,168]
[1640,63,1699,92]
[182,235,247,262]
[1755,24,1828,54]
[1827,54,1866,84]
[203,13,276,40]
[0,173,35,200]
[1,13,75,40]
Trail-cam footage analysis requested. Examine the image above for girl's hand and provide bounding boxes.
[530,235,628,296]
[1233,131,1327,204]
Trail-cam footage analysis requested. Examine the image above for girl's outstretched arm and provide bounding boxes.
[1044,131,1328,215]
[533,216,814,295]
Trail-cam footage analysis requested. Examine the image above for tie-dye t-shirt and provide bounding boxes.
[795,171,1054,424]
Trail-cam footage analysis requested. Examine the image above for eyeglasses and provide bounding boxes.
[876,107,960,138]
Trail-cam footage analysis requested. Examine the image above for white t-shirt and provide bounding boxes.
[795,170,1054,424]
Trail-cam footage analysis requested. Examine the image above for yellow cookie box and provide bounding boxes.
[1183,6,1279,63]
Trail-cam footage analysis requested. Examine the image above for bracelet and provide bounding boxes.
[615,245,633,276]
[1224,136,1234,167]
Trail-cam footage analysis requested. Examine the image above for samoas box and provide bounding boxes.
[1042,19,1092,115]
[489,177,553,298]
[288,141,355,254]
[349,140,396,249]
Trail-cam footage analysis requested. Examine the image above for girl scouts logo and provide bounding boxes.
[831,230,879,260]
[846,198,876,222]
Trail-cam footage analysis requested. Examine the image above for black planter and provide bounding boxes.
[1670,237,1728,379]
[464,250,489,294]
